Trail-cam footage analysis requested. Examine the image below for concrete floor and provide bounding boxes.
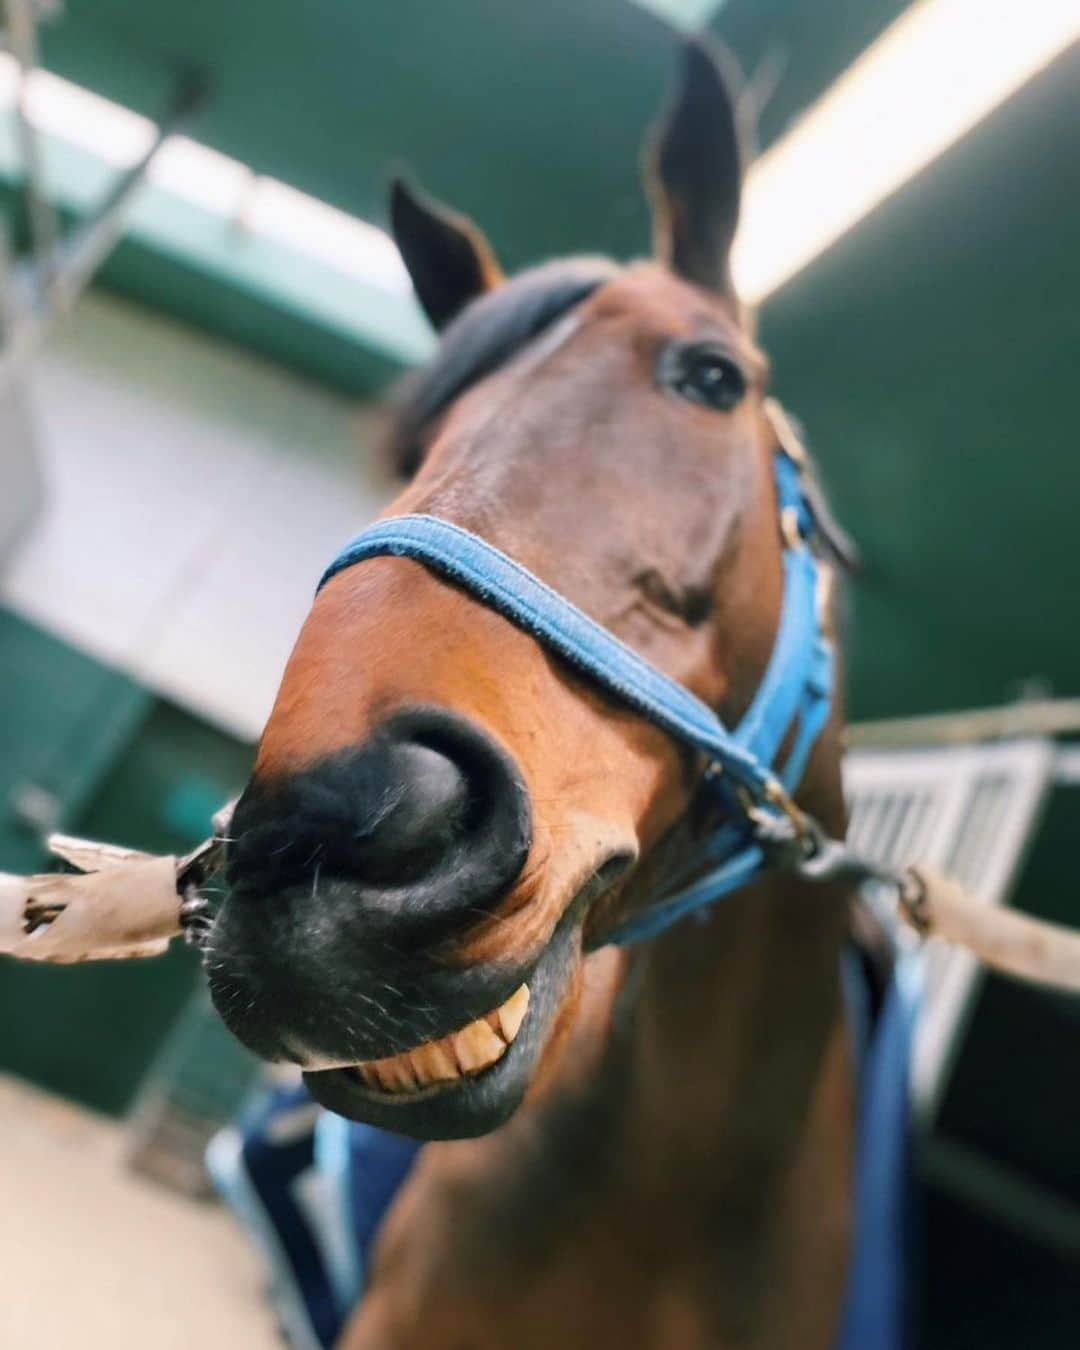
[0,1075,281,1349]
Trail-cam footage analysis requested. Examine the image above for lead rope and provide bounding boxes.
[752,794,1080,994]
[0,802,233,963]
[3,796,1080,996]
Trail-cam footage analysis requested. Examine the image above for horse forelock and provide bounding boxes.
[385,255,623,477]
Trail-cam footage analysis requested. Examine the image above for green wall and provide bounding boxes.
[762,46,1080,721]
[0,609,253,1114]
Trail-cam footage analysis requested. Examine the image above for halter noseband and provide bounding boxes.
[318,400,836,946]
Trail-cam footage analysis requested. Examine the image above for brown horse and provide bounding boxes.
[209,38,862,1349]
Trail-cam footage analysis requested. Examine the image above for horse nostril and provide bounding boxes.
[225,707,531,937]
[351,741,469,883]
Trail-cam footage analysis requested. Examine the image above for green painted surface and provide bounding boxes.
[0,609,151,873]
[38,0,671,271]
[0,610,253,1115]
[761,45,1080,721]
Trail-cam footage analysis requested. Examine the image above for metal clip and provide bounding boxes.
[780,505,805,551]
[741,777,818,869]
[176,834,225,891]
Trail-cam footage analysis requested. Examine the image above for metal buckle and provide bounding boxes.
[764,397,861,573]
[780,505,805,551]
[763,397,809,467]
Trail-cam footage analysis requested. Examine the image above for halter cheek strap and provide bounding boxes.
[319,436,835,946]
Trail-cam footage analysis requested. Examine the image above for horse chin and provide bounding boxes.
[302,907,583,1140]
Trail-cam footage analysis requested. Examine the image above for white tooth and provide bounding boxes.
[368,1062,394,1091]
[374,1056,416,1093]
[409,1040,460,1086]
[452,1018,507,1073]
[497,985,530,1043]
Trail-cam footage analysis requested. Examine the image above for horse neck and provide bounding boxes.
[622,722,854,1181]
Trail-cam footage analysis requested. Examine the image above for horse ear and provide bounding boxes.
[645,37,747,300]
[390,177,504,331]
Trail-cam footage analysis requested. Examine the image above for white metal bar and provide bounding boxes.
[921,1136,1080,1259]
[849,698,1080,749]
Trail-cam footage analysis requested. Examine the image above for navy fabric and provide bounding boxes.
[333,1117,421,1274]
[838,952,922,1350]
[206,1083,343,1349]
[209,1086,422,1349]
[319,448,834,945]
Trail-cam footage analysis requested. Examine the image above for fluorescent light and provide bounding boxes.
[631,0,728,32]
[245,176,410,292]
[149,135,254,216]
[0,50,409,295]
[733,0,1080,303]
[20,64,155,165]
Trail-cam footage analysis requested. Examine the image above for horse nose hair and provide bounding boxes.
[225,708,532,942]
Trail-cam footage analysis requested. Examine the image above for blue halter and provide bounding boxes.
[319,418,835,946]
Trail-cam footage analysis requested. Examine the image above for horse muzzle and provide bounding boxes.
[206,708,529,1031]
[203,697,641,1135]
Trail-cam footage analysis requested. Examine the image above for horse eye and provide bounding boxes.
[658,343,747,413]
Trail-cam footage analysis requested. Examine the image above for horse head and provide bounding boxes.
[208,39,844,1139]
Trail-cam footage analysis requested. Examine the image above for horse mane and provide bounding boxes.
[384,255,622,477]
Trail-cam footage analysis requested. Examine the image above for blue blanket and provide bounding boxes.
[208,953,921,1350]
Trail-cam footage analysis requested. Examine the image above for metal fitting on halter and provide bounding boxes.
[741,777,817,869]
[780,505,806,551]
[765,396,861,573]
[763,397,809,467]
[790,824,910,893]
[894,867,933,934]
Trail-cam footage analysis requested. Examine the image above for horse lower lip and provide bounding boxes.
[345,984,531,1095]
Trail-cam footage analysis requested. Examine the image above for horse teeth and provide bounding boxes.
[408,1039,460,1085]
[452,1018,506,1073]
[369,1061,398,1092]
[380,1055,417,1092]
[497,984,530,1042]
[350,983,530,1095]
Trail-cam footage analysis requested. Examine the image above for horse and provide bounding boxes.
[206,38,880,1350]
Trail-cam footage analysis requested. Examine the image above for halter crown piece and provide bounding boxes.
[319,400,835,946]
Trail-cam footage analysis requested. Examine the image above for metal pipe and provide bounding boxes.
[46,77,204,314]
[3,0,59,288]
[848,697,1080,750]
[921,1136,1080,1259]
[0,72,205,381]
